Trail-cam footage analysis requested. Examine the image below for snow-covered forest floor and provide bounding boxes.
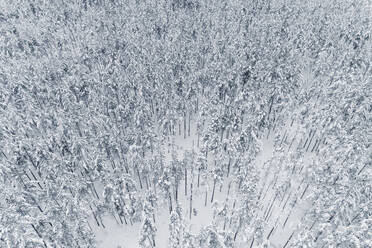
[92,117,319,248]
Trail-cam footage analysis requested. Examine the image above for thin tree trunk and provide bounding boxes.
[267,226,275,240]
[288,137,295,151]
[233,217,242,241]
[357,163,368,175]
[136,166,143,189]
[112,212,120,225]
[280,130,287,146]
[31,224,47,248]
[188,111,191,137]
[99,214,105,228]
[179,121,181,136]
[197,169,200,188]
[169,194,173,213]
[303,131,312,148]
[90,206,100,227]
[185,167,187,196]
[29,169,43,190]
[229,200,236,226]
[175,181,178,202]
[90,183,100,199]
[189,181,193,220]
[311,139,319,152]
[272,122,277,133]
[265,193,278,221]
[227,157,231,177]
[282,210,292,228]
[196,98,198,113]
[145,175,149,190]
[204,190,208,207]
[117,212,124,225]
[282,231,295,248]
[184,112,186,139]
[262,181,271,201]
[147,237,154,248]
[297,138,303,149]
[223,215,228,230]
[300,184,309,199]
[272,175,278,189]
[211,179,216,203]
[306,132,316,152]
[267,126,271,139]
[249,237,255,248]
[226,181,232,199]
[309,220,316,230]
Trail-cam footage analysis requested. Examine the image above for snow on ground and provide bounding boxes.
[92,116,319,247]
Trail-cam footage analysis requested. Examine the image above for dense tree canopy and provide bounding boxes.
[0,0,370,247]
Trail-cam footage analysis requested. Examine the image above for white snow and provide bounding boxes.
[92,115,319,247]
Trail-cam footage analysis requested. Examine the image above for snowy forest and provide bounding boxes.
[0,0,371,247]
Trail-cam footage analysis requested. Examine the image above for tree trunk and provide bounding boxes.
[175,181,178,202]
[204,190,208,207]
[306,132,316,151]
[282,192,291,211]
[282,210,292,228]
[223,216,228,230]
[31,224,48,248]
[136,166,143,189]
[227,157,231,177]
[188,111,191,137]
[303,135,309,148]
[288,137,295,151]
[112,212,120,225]
[300,184,309,199]
[267,226,275,240]
[197,169,200,188]
[90,205,100,227]
[311,139,319,152]
[249,237,255,248]
[185,168,187,196]
[233,217,242,241]
[211,179,216,203]
[262,181,271,201]
[280,130,287,146]
[265,193,278,221]
[282,231,294,248]
[226,181,232,199]
[184,112,187,139]
[90,183,100,199]
[169,194,173,213]
[358,163,368,175]
[266,126,271,139]
[145,175,149,190]
[189,182,193,220]
[229,200,236,226]
[196,98,198,113]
